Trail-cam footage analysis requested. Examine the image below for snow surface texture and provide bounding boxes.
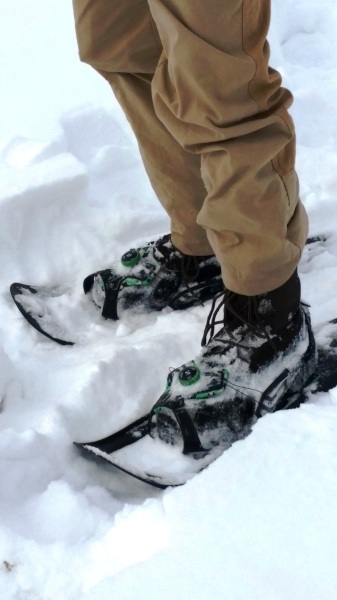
[1,1,337,599]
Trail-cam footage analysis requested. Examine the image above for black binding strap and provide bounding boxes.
[173,407,206,454]
[83,271,124,320]
[152,403,206,455]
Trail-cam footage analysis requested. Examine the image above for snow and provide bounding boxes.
[1,1,337,598]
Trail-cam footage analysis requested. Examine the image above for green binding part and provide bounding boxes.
[96,275,105,291]
[158,367,229,404]
[124,276,153,286]
[194,369,229,399]
[121,249,141,267]
[123,259,157,286]
[179,362,201,386]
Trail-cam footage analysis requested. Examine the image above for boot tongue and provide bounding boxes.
[225,292,253,330]
[153,235,199,280]
[153,235,182,270]
[154,234,217,280]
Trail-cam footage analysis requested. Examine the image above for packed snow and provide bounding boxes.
[1,1,337,599]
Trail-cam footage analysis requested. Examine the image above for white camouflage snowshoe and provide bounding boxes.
[149,270,317,455]
[83,234,222,319]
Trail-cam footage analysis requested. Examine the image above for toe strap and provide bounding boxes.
[151,401,207,455]
[83,270,124,320]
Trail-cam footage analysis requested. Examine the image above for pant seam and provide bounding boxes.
[271,160,291,208]
[240,0,262,114]
[240,1,294,145]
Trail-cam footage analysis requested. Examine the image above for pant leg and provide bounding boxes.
[72,0,213,255]
[148,0,308,295]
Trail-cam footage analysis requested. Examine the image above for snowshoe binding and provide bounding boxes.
[149,270,316,455]
[83,234,222,319]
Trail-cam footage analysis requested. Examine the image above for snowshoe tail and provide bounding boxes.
[10,283,74,346]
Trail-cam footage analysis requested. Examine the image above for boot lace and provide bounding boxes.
[155,235,218,306]
[201,289,277,352]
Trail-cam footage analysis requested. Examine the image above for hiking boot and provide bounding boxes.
[83,234,222,319]
[149,270,316,455]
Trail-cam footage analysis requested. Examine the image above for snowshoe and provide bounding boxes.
[75,271,337,489]
[83,233,222,319]
[9,234,328,345]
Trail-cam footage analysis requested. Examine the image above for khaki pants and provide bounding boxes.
[72,0,308,295]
